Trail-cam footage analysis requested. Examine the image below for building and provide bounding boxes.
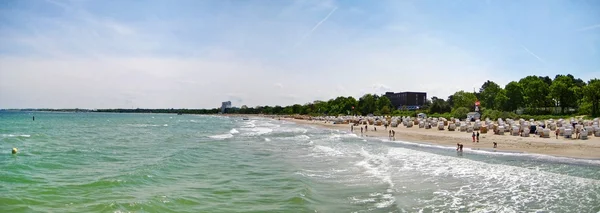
[467,112,481,121]
[220,101,232,114]
[384,92,427,110]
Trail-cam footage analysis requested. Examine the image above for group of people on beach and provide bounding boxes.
[471,131,480,143]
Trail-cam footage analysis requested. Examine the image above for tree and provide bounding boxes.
[539,76,553,86]
[429,96,451,114]
[376,96,393,113]
[583,79,600,117]
[550,75,577,114]
[504,81,525,111]
[452,107,470,119]
[381,105,391,115]
[494,89,509,111]
[447,95,455,109]
[358,94,377,115]
[519,76,551,110]
[450,91,477,110]
[479,80,502,109]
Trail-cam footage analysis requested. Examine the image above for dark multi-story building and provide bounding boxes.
[220,101,232,113]
[384,92,427,110]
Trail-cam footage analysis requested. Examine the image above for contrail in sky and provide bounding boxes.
[295,7,338,47]
[522,45,546,64]
[577,24,600,31]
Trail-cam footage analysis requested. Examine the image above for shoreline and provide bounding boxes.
[228,114,600,160]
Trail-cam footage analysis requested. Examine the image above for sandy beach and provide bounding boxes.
[252,116,600,159]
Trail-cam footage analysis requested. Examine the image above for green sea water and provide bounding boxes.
[1,111,600,212]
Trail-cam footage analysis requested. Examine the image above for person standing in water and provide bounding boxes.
[33,116,35,121]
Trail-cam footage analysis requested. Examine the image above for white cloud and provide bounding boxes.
[0,0,547,108]
[371,83,392,94]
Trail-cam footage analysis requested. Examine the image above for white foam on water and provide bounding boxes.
[229,128,239,134]
[264,138,271,142]
[1,134,31,138]
[295,171,332,179]
[126,124,160,127]
[208,134,234,139]
[295,135,310,140]
[356,148,395,188]
[240,127,273,136]
[279,135,311,142]
[385,147,600,212]
[276,127,309,134]
[313,145,344,156]
[163,124,168,127]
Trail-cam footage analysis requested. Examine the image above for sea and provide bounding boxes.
[1,111,599,212]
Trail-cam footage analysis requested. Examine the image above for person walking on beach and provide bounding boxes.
[361,127,364,135]
[365,125,368,132]
[388,130,392,138]
[392,130,395,140]
[351,125,354,132]
[476,131,480,142]
[493,142,497,148]
[472,132,476,142]
[555,128,560,139]
[374,126,377,131]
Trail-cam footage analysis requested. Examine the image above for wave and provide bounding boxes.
[126,124,160,127]
[229,129,239,134]
[313,145,344,156]
[385,147,600,211]
[208,134,234,139]
[240,127,273,136]
[1,134,31,138]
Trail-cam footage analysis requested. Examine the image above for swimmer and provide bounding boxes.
[12,148,18,154]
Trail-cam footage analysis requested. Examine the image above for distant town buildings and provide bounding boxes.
[220,101,232,114]
[384,92,427,110]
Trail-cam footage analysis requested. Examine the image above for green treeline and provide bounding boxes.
[28,74,597,120]
[229,74,600,120]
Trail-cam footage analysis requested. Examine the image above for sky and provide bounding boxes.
[0,0,599,109]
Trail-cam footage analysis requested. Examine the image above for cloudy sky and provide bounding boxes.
[1,0,599,109]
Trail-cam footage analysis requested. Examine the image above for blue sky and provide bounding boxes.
[0,0,599,108]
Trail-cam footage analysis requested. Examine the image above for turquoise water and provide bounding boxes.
[1,112,600,212]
